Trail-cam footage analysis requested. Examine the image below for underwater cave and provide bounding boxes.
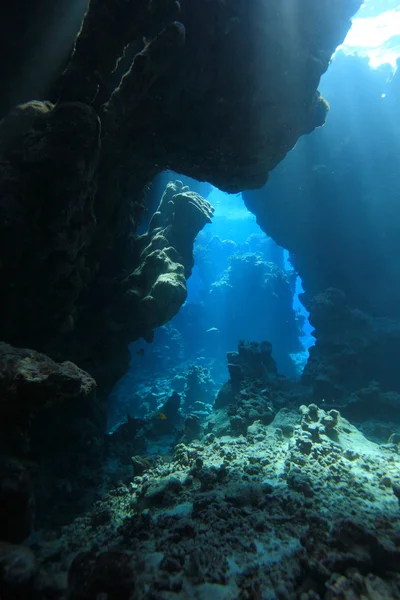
[1,0,400,598]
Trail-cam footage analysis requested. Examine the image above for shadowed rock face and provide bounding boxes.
[0,342,97,542]
[0,0,360,399]
[61,0,360,192]
[243,57,400,399]
[0,1,368,547]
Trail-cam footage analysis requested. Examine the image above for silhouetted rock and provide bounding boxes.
[0,342,100,536]
[243,53,400,401]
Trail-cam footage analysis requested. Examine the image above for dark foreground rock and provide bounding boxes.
[0,342,99,541]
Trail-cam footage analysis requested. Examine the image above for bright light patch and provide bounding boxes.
[338,5,400,70]
[207,187,254,221]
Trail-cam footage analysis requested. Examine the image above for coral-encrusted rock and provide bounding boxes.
[299,404,339,441]
[215,341,278,408]
[105,181,214,343]
[229,340,278,385]
[0,342,97,540]
[0,0,360,404]
[147,181,214,277]
[0,342,96,421]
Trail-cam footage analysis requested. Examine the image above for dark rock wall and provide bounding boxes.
[0,342,98,540]
[0,0,359,398]
[0,0,88,119]
[0,0,362,537]
[243,55,400,398]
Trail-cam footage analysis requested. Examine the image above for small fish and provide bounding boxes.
[136,348,145,356]
[157,412,167,420]
[206,327,220,334]
[260,387,270,394]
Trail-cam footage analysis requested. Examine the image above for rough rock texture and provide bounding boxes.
[0,100,101,349]
[184,365,215,411]
[302,288,400,400]
[0,342,96,447]
[214,341,280,434]
[59,0,360,191]
[218,340,279,397]
[21,406,400,599]
[108,180,214,344]
[0,342,100,541]
[0,0,359,403]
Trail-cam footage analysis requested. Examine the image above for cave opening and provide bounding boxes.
[4,0,400,596]
[108,179,313,432]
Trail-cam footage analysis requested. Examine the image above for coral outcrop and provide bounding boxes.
[0,342,98,541]
[0,101,101,349]
[0,342,96,452]
[20,405,400,599]
[56,0,358,191]
[184,365,215,412]
[111,181,213,343]
[214,341,280,435]
[216,341,279,406]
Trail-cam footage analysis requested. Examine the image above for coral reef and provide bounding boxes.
[0,342,96,435]
[216,341,279,407]
[18,405,400,599]
[214,341,279,435]
[0,3,375,597]
[302,288,400,403]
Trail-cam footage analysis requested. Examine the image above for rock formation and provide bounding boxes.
[0,342,97,541]
[0,0,362,541]
[243,54,400,401]
[0,0,360,400]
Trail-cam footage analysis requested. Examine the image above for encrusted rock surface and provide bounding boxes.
[0,342,96,430]
[20,406,400,599]
[0,342,98,542]
[106,181,214,343]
